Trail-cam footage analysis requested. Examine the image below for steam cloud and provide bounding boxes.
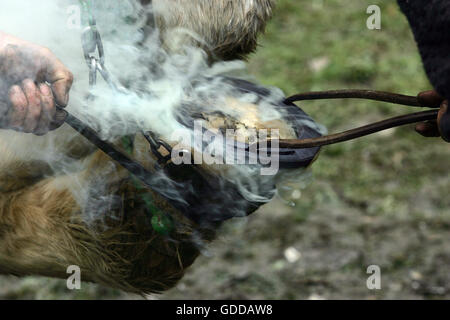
[0,0,324,225]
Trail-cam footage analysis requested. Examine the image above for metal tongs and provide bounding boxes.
[267,89,442,149]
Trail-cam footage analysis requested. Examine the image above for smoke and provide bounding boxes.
[0,0,324,226]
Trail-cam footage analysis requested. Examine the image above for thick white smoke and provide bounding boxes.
[1,0,288,139]
[0,0,323,224]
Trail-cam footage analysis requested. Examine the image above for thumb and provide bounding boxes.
[417,90,445,108]
[44,53,74,107]
[49,108,68,131]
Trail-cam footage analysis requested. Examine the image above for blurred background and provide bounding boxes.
[1,0,449,299]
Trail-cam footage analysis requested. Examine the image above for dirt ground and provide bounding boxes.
[0,0,449,300]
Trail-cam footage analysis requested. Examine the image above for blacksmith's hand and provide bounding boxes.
[0,32,73,135]
[416,90,450,143]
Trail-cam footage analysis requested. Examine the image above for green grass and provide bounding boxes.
[249,0,449,215]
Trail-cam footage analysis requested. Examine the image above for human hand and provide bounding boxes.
[416,90,450,142]
[0,32,73,135]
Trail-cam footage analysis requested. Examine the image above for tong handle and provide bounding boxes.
[270,89,444,150]
[286,89,442,109]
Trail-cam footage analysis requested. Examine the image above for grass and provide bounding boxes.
[249,0,449,215]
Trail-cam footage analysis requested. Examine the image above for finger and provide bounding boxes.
[417,90,445,108]
[42,51,73,107]
[34,83,55,135]
[415,121,441,137]
[437,100,450,142]
[21,79,42,133]
[7,85,28,130]
[0,44,20,81]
